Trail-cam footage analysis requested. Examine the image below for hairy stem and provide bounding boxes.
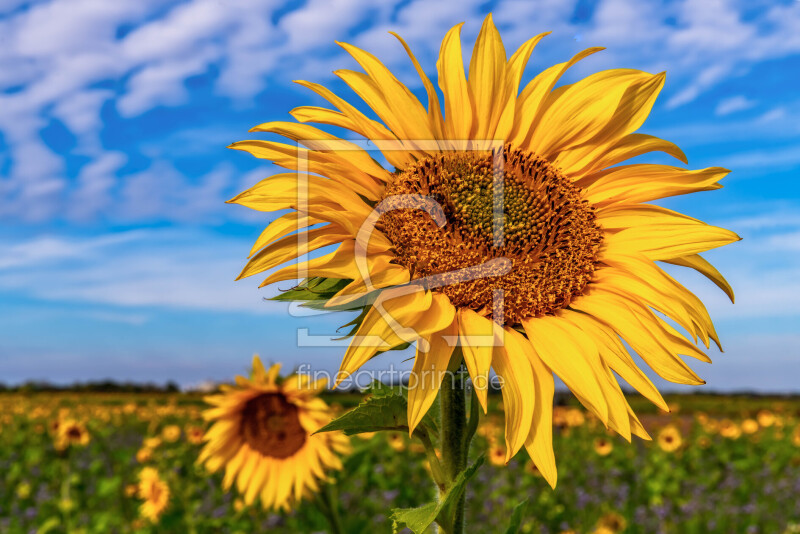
[439,348,468,534]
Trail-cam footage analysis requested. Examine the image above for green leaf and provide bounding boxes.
[269,277,354,310]
[504,499,529,534]
[390,456,485,534]
[315,382,437,437]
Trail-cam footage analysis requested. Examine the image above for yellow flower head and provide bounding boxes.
[387,432,406,452]
[137,467,170,523]
[55,419,90,450]
[198,356,350,512]
[719,419,742,440]
[595,510,628,533]
[741,418,759,435]
[489,444,506,466]
[136,447,153,463]
[162,425,181,443]
[229,13,738,489]
[791,425,800,447]
[16,482,31,499]
[186,425,206,445]
[657,425,683,452]
[594,436,614,456]
[757,410,776,428]
[143,436,162,449]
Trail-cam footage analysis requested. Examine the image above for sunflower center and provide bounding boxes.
[240,393,306,458]
[379,144,602,324]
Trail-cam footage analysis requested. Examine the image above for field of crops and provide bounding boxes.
[1,391,799,534]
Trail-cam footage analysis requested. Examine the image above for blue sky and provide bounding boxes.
[0,0,798,391]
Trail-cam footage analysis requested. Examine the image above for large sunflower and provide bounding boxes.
[198,356,350,510]
[229,14,738,487]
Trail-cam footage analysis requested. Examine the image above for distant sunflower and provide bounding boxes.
[162,425,181,443]
[229,13,738,488]
[593,436,613,456]
[198,356,350,511]
[55,419,90,450]
[488,444,506,466]
[186,425,205,445]
[137,467,170,523]
[657,425,683,452]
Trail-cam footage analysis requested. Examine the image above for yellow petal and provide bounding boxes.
[457,308,498,413]
[437,23,474,141]
[522,316,609,424]
[528,69,649,159]
[510,46,604,149]
[663,253,735,303]
[523,344,557,488]
[580,164,730,206]
[229,140,381,200]
[236,226,349,281]
[562,306,668,412]
[335,287,433,385]
[604,219,740,261]
[468,13,507,139]
[248,121,391,183]
[494,31,550,141]
[337,41,434,144]
[570,287,705,385]
[560,133,686,177]
[390,31,446,140]
[407,319,458,436]
[493,326,535,460]
[249,212,323,258]
[228,172,370,218]
[292,80,414,169]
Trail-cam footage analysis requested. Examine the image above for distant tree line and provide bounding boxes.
[0,380,181,393]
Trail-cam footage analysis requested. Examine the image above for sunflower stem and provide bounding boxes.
[439,349,468,534]
[318,480,344,534]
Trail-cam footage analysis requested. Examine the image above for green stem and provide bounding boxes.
[439,348,468,534]
[418,429,446,491]
[317,481,344,534]
[60,450,73,533]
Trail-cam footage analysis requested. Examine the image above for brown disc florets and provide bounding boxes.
[240,393,306,458]
[378,144,602,325]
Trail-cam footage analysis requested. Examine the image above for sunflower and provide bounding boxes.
[198,356,350,511]
[657,425,683,452]
[137,467,170,523]
[488,444,506,466]
[593,436,613,456]
[741,418,759,435]
[162,425,181,443]
[186,425,206,445]
[55,419,90,450]
[229,14,738,488]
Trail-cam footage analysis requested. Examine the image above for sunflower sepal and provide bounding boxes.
[269,277,356,310]
[389,455,484,534]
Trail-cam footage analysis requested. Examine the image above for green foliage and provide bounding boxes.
[316,381,438,437]
[390,456,484,534]
[1,392,800,533]
[269,277,353,310]
[504,499,528,534]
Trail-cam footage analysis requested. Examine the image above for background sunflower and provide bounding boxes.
[198,356,350,511]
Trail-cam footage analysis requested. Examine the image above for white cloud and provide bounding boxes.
[0,229,287,313]
[715,95,757,116]
[1,0,800,225]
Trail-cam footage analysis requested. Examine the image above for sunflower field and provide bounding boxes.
[1,391,798,534]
